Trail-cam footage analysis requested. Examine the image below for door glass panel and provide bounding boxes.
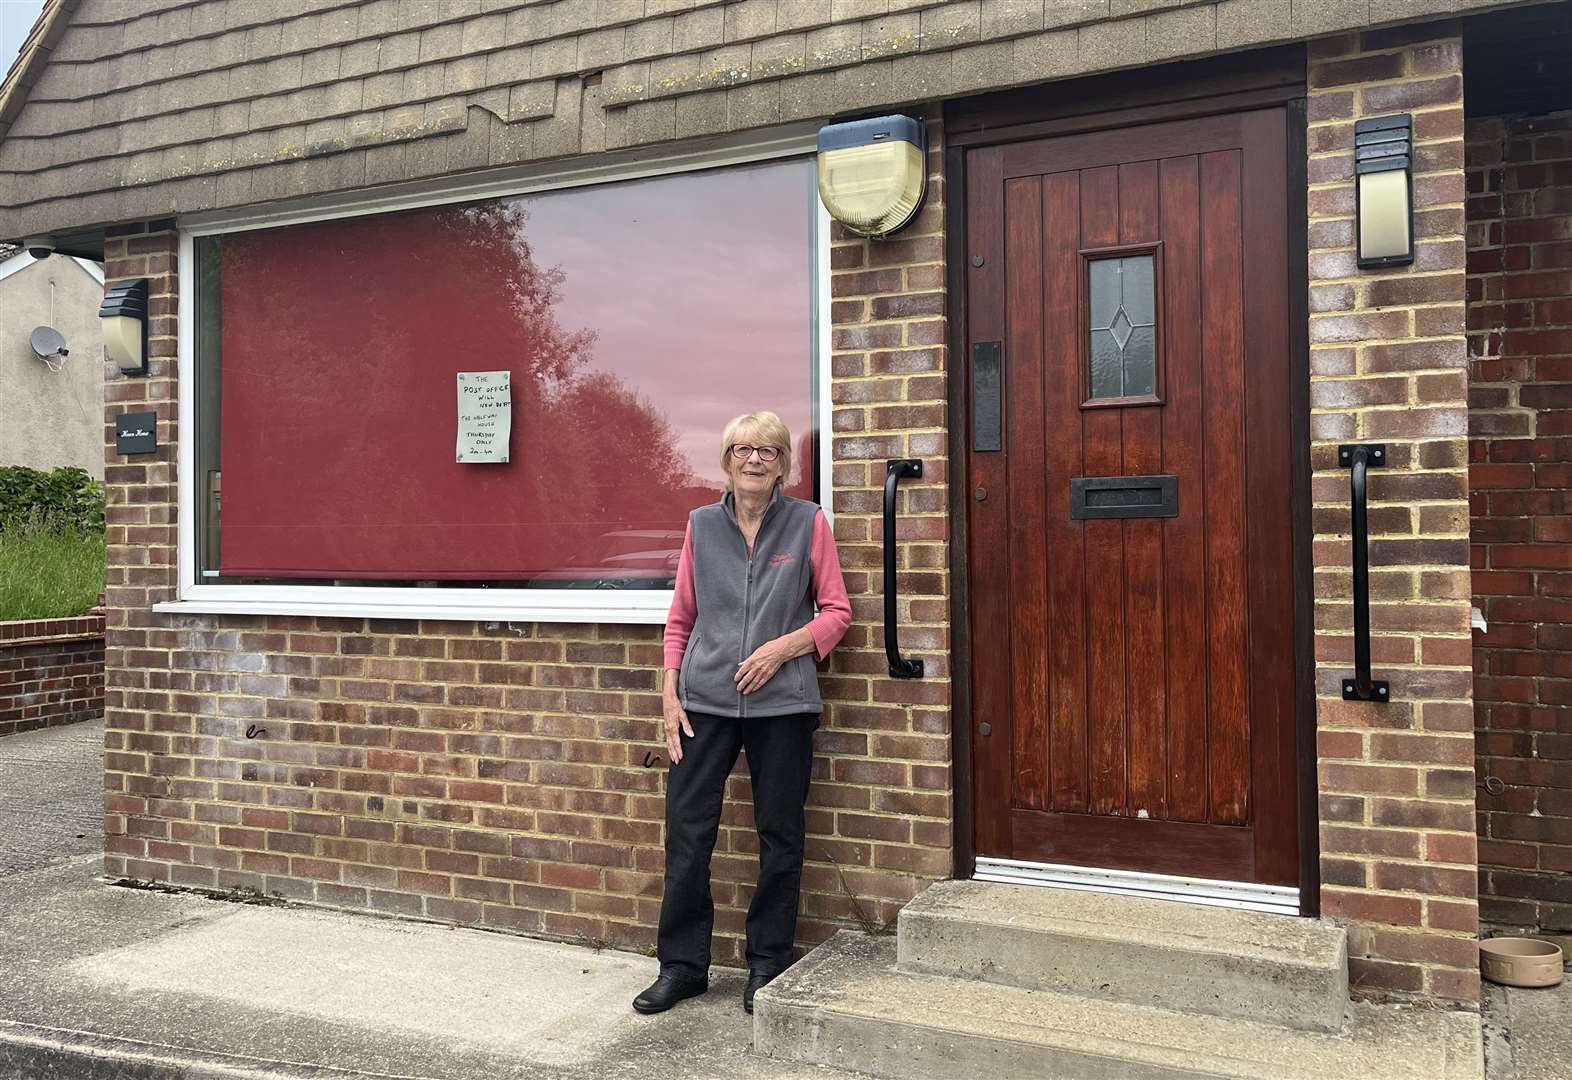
[1124,326,1157,396]
[1087,254,1157,400]
[1090,329,1124,398]
[1088,258,1121,327]
[1121,256,1156,323]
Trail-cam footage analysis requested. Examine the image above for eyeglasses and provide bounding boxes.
[729,443,782,463]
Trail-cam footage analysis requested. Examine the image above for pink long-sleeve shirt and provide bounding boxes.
[663,508,851,671]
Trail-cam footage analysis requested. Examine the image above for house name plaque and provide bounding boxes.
[115,410,158,455]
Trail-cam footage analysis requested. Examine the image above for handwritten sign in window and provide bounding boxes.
[456,371,512,464]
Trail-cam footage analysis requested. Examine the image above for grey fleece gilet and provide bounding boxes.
[678,490,824,719]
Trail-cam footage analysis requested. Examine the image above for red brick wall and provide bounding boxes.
[1466,110,1572,935]
[100,126,951,965]
[1307,27,1480,1003]
[0,615,105,738]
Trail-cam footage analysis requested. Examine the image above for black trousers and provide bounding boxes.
[656,710,817,982]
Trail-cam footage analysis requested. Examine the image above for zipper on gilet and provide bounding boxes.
[734,495,779,720]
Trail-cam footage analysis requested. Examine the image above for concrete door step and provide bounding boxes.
[753,932,1483,1080]
[897,879,1348,1031]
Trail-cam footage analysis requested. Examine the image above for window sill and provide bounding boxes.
[152,586,672,625]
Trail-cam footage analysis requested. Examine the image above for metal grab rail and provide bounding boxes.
[883,459,925,679]
[1340,443,1390,703]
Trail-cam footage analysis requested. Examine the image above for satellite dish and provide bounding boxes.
[30,326,69,359]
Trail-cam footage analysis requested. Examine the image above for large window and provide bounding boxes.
[172,150,827,622]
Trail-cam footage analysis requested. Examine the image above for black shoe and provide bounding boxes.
[743,970,776,1014]
[632,973,708,1014]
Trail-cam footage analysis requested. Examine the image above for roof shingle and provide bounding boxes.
[0,0,1522,239]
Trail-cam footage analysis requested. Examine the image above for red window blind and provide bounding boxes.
[214,159,816,583]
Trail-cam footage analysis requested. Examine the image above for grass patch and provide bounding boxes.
[0,527,105,620]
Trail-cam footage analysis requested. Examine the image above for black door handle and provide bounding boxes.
[883,459,924,679]
[1340,444,1389,702]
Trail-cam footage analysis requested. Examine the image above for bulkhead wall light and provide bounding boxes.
[816,115,927,239]
[1355,114,1414,270]
[100,278,149,376]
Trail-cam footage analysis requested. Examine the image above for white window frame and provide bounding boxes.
[156,127,834,625]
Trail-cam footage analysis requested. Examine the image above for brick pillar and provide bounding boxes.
[1466,111,1572,935]
[100,222,181,883]
[818,114,954,930]
[1307,28,1479,1002]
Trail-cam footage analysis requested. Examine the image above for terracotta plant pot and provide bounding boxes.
[1480,937,1565,988]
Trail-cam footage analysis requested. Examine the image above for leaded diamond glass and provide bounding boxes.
[1109,309,1133,350]
[1086,254,1157,400]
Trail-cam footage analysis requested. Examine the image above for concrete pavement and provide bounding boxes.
[0,855,863,1080]
[1485,976,1572,1080]
[0,718,102,877]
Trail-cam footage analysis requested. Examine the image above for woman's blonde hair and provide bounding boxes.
[720,411,792,491]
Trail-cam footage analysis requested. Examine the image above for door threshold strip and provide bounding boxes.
[973,856,1300,916]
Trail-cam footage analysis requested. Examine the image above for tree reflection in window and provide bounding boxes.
[204,157,818,587]
[1088,255,1156,400]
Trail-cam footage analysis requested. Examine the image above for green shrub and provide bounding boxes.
[0,527,105,620]
[0,466,105,534]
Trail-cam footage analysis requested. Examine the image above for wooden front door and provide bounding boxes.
[965,108,1300,886]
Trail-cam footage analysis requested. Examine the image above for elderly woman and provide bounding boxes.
[632,411,851,1016]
